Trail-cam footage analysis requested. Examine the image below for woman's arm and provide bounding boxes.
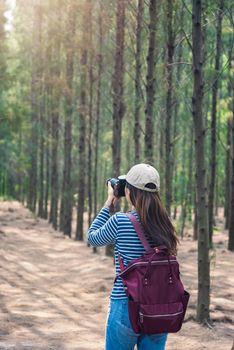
[87,181,119,247]
[87,207,118,246]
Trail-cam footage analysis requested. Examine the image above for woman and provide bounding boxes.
[87,163,179,350]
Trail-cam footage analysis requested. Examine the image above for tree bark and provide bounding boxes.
[134,0,144,163]
[228,59,234,251]
[107,0,126,256]
[225,118,231,229]
[49,1,62,229]
[44,91,51,220]
[145,0,157,163]
[165,0,175,216]
[112,0,126,178]
[76,0,91,241]
[172,5,184,220]
[37,8,44,218]
[60,1,76,237]
[87,1,94,229]
[27,1,42,212]
[192,0,210,323]
[208,0,224,245]
[94,2,103,218]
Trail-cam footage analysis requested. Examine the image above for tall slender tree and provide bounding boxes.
[192,0,210,323]
[208,0,224,245]
[228,54,234,251]
[27,1,42,212]
[60,1,76,236]
[93,2,104,218]
[112,0,126,177]
[106,0,126,256]
[144,0,157,163]
[76,0,91,241]
[165,0,175,216]
[49,0,62,229]
[134,0,144,163]
[87,1,94,228]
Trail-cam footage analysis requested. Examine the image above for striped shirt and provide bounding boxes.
[87,207,155,300]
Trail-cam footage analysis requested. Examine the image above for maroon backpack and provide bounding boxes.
[117,212,190,335]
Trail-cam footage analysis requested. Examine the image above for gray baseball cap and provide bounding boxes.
[126,163,160,192]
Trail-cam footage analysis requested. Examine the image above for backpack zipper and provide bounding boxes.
[119,259,177,275]
[139,310,183,323]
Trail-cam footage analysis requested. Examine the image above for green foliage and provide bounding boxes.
[0,0,233,225]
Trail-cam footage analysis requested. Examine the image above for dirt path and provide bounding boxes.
[0,201,233,350]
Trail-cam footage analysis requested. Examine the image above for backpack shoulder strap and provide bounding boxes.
[126,212,151,251]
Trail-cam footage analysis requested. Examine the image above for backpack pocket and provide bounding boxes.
[139,301,184,334]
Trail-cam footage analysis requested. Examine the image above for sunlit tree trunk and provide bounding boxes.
[60,1,76,237]
[28,1,42,212]
[76,0,91,241]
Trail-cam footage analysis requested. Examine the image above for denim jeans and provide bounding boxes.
[105,298,168,350]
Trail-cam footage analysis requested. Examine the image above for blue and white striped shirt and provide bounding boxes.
[87,207,155,300]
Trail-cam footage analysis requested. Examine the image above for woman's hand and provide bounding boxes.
[104,181,119,208]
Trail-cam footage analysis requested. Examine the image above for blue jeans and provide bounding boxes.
[105,298,168,350]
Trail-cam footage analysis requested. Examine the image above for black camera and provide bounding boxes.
[106,175,126,197]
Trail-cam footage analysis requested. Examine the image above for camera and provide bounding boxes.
[106,175,126,197]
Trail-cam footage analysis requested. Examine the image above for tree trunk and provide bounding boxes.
[107,0,126,256]
[43,34,53,220]
[27,2,42,212]
[172,5,184,220]
[193,202,198,240]
[208,0,224,245]
[134,0,144,163]
[112,0,126,178]
[145,0,157,163]
[76,1,91,241]
[179,134,187,239]
[165,0,175,216]
[180,127,193,238]
[225,118,231,229]
[60,1,76,237]
[87,1,94,229]
[37,14,44,218]
[94,2,103,218]
[49,3,62,229]
[192,0,210,323]
[44,92,51,220]
[228,62,234,251]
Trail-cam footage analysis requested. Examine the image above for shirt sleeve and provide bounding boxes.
[87,207,118,247]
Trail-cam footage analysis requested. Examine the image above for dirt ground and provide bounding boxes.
[0,201,233,350]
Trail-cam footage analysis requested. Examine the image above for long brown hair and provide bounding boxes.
[126,182,179,255]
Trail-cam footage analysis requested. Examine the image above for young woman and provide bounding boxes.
[87,163,179,350]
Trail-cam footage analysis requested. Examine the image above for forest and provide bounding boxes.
[0,0,234,349]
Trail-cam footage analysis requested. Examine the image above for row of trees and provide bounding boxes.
[0,0,233,324]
